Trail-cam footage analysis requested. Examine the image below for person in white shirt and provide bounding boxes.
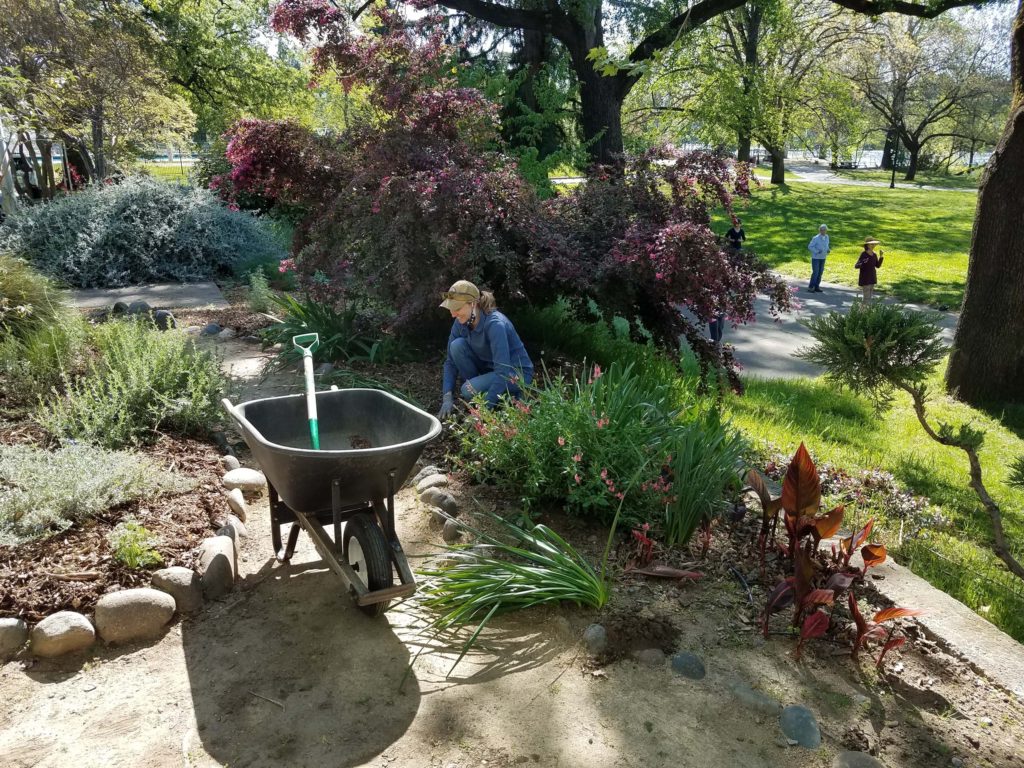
[807,224,830,293]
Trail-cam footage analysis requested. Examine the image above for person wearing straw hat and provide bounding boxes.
[437,280,533,419]
[855,238,885,302]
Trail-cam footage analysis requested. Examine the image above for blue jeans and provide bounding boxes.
[809,259,826,290]
[448,337,532,408]
[708,313,725,345]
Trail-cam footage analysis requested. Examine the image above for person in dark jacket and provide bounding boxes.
[436,280,533,418]
[855,238,884,302]
[725,218,746,251]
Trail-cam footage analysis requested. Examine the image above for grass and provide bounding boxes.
[139,162,192,184]
[830,168,981,191]
[726,365,1024,641]
[724,181,976,308]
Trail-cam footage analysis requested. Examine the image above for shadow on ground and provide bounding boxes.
[182,557,419,767]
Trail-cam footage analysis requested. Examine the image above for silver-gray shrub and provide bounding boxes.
[0,443,189,546]
[0,176,285,288]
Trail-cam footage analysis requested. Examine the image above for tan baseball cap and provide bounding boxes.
[440,280,480,310]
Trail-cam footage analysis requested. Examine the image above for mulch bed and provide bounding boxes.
[0,435,227,624]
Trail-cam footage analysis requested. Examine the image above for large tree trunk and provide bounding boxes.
[945,0,1024,403]
[880,129,896,170]
[578,65,626,166]
[769,149,785,184]
[903,142,919,181]
[92,103,106,181]
[737,133,751,163]
[945,105,1024,401]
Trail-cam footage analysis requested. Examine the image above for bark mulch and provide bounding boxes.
[0,436,225,624]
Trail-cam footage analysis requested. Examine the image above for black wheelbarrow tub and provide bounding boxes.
[223,389,441,514]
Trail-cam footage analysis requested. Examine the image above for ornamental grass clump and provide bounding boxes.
[40,318,223,448]
[418,512,608,670]
[457,361,744,545]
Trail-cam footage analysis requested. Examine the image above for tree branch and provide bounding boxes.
[433,0,555,35]
[630,0,749,66]
[826,0,989,19]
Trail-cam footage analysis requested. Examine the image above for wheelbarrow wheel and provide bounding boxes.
[343,513,393,617]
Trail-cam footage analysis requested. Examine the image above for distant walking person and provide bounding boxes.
[807,224,830,293]
[725,218,746,251]
[855,238,884,302]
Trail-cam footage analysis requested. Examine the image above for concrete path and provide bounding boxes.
[728,275,958,381]
[67,281,230,310]
[785,161,977,193]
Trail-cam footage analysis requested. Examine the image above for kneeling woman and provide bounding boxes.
[437,280,533,418]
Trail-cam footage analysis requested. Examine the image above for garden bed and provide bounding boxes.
[0,435,224,623]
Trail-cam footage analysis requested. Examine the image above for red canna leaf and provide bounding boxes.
[781,443,821,516]
[813,505,845,540]
[802,589,836,609]
[801,609,830,640]
[745,469,772,510]
[763,577,795,638]
[841,518,875,563]
[861,543,888,570]
[849,592,868,660]
[872,607,923,624]
[876,635,907,668]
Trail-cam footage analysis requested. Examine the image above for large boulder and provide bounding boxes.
[198,535,236,599]
[30,612,95,658]
[95,588,176,645]
[222,468,266,495]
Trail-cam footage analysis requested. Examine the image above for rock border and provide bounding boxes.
[1,454,259,663]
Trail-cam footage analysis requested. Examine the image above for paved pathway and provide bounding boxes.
[785,161,977,193]
[728,275,958,381]
[67,281,230,310]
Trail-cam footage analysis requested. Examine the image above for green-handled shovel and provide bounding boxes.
[293,333,321,449]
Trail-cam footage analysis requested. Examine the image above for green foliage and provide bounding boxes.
[261,293,393,366]
[0,313,89,404]
[798,302,946,407]
[39,318,223,448]
[418,512,608,672]
[247,268,275,313]
[457,361,743,545]
[107,519,164,569]
[0,253,67,340]
[0,443,186,545]
[1009,456,1024,490]
[0,176,284,288]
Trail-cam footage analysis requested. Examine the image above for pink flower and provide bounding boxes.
[557,436,565,446]
[572,453,582,463]
[596,418,609,429]
[574,474,581,485]
[600,468,608,480]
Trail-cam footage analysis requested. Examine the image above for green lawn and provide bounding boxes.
[727,181,976,308]
[830,167,981,191]
[139,162,191,183]
[727,368,1024,640]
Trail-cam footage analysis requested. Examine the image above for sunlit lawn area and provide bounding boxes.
[727,367,1024,640]
[139,162,191,183]
[727,181,976,308]
[831,167,981,191]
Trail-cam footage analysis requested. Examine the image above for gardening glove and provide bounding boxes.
[437,392,455,420]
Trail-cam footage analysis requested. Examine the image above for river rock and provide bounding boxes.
[0,618,29,660]
[583,624,608,656]
[833,752,885,768]
[420,488,458,515]
[223,467,266,495]
[780,705,822,748]
[729,681,783,715]
[112,300,131,315]
[217,514,247,541]
[411,465,442,486]
[152,310,176,330]
[671,652,706,680]
[442,518,462,544]
[30,612,95,658]
[222,454,241,471]
[416,473,449,493]
[152,567,204,614]
[224,488,247,522]
[200,322,222,336]
[127,300,152,315]
[315,362,335,376]
[217,328,237,340]
[198,535,236,599]
[95,588,176,644]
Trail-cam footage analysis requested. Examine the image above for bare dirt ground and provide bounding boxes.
[3,332,1024,768]
[3,477,1024,768]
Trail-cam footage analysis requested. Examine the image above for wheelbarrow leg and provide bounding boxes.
[280,523,300,562]
[269,482,300,562]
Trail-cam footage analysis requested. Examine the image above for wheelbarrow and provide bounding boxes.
[222,389,441,616]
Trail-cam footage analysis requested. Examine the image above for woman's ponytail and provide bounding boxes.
[478,291,497,314]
